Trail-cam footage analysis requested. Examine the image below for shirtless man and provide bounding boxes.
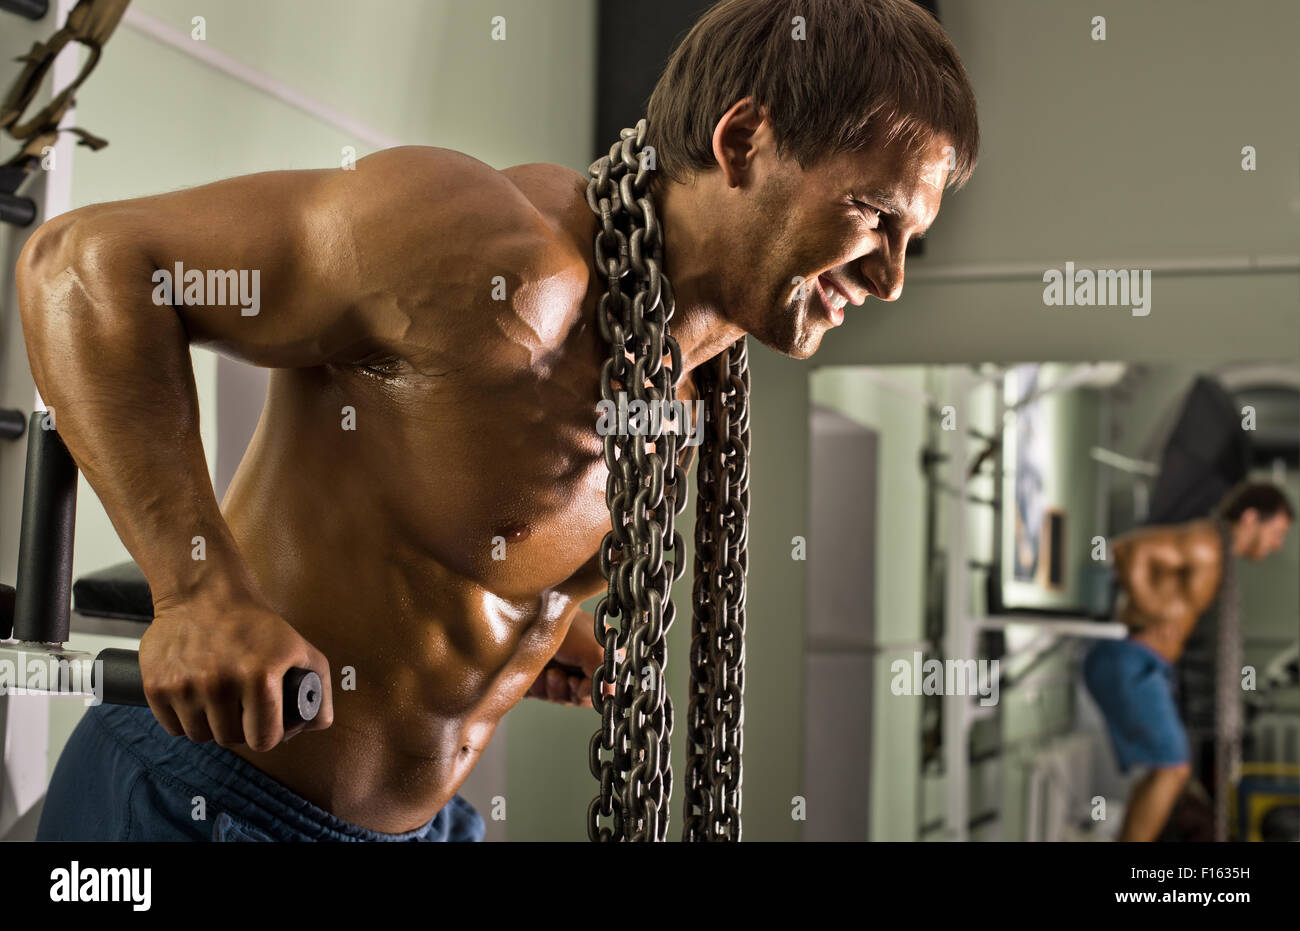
[17,0,979,841]
[1084,481,1294,842]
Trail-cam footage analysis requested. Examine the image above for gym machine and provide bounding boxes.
[0,412,322,724]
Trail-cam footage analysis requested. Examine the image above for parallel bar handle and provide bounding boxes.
[94,647,323,726]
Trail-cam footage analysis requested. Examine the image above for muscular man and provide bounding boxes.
[18,0,979,841]
[1084,481,1294,842]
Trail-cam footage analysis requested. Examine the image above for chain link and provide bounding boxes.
[683,339,750,842]
[586,120,749,843]
[587,120,686,842]
[1213,517,1241,842]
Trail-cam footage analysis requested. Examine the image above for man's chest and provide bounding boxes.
[406,365,698,601]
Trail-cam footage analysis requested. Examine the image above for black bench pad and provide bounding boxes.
[73,560,154,622]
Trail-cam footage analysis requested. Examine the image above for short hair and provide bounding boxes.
[1215,481,1296,524]
[645,0,980,192]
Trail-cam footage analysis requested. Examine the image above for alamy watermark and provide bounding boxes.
[596,392,703,447]
[0,654,102,705]
[49,861,150,911]
[151,261,261,316]
[1042,262,1151,317]
[890,652,1000,706]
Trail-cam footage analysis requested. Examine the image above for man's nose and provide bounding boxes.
[860,252,905,302]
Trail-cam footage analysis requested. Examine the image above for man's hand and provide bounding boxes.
[140,592,334,750]
[525,610,616,707]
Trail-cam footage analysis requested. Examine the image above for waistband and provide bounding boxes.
[90,703,451,841]
[1119,635,1173,668]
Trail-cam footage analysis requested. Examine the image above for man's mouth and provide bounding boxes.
[813,275,848,326]
[819,276,851,310]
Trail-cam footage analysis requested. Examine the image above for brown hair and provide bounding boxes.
[645,0,979,192]
[1216,481,1296,524]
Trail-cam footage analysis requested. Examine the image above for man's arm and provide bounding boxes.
[14,145,551,747]
[1182,524,1225,617]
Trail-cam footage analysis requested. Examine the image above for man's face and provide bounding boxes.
[718,129,951,359]
[1241,511,1292,560]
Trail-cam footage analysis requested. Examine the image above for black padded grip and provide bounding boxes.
[0,0,50,21]
[0,582,14,640]
[0,192,37,227]
[0,408,25,440]
[12,413,77,643]
[95,647,323,726]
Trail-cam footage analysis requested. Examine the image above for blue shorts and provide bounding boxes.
[1083,637,1190,773]
[36,703,485,842]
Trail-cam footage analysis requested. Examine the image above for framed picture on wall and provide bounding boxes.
[1039,507,1066,591]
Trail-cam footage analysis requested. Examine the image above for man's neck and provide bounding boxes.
[656,177,747,377]
[1228,519,1248,558]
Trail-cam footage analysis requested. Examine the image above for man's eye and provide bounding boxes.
[852,199,883,220]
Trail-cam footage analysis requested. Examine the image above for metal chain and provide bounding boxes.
[585,119,750,843]
[586,120,688,842]
[683,338,750,841]
[1213,517,1241,842]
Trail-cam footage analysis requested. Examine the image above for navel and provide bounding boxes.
[495,522,532,543]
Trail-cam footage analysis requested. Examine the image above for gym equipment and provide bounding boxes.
[0,413,321,727]
[1232,764,1300,842]
[1211,517,1241,843]
[586,121,749,842]
[0,0,129,227]
[94,647,322,724]
[1145,375,1251,525]
[911,365,1129,840]
[0,408,27,439]
[0,0,48,20]
[0,183,36,228]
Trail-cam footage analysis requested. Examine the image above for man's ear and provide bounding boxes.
[710,97,767,189]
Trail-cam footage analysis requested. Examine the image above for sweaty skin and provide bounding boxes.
[16,98,950,832]
[1113,520,1225,663]
[1114,509,1291,662]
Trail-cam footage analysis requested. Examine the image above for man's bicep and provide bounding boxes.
[1182,531,1224,613]
[563,550,609,604]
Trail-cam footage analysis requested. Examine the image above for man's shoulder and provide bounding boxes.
[1114,525,1170,550]
[1180,519,1224,563]
[351,147,579,251]
[345,147,589,281]
[499,162,591,224]
[342,148,592,368]
[1118,520,1221,561]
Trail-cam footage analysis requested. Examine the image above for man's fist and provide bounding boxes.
[140,592,333,750]
[525,610,617,707]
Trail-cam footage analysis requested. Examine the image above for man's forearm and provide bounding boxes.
[16,211,260,608]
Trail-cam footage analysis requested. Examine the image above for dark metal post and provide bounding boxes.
[11,412,77,643]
